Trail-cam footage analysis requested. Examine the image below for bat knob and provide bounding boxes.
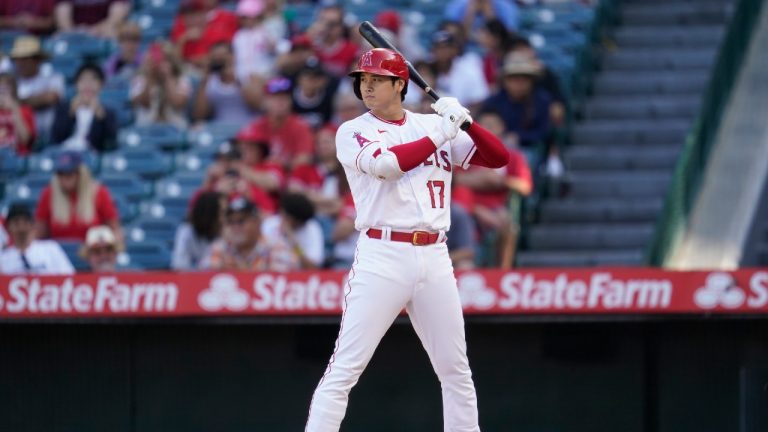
[449,115,455,122]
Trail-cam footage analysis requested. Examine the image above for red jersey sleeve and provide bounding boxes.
[17,105,35,155]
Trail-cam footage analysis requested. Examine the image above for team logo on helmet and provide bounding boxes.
[361,51,373,67]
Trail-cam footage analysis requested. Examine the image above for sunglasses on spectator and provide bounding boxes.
[226,216,247,226]
[89,245,116,255]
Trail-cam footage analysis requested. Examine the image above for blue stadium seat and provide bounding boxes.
[4,173,51,203]
[101,149,173,180]
[126,215,178,248]
[142,197,189,222]
[174,151,214,174]
[187,123,240,152]
[45,33,110,59]
[0,149,26,185]
[155,175,202,199]
[112,194,138,224]
[28,149,100,174]
[58,240,90,272]
[118,124,186,151]
[99,172,153,202]
[49,55,83,83]
[120,239,171,270]
[0,30,24,53]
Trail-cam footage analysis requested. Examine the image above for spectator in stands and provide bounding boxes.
[171,0,239,70]
[306,4,358,78]
[51,64,117,152]
[233,0,279,85]
[130,41,193,129]
[0,73,36,155]
[291,58,338,129]
[288,124,344,217]
[10,36,65,140]
[373,10,426,62]
[192,42,260,126]
[447,202,477,270]
[79,225,120,272]
[330,90,365,126]
[0,203,74,275]
[329,192,357,269]
[509,37,567,128]
[233,127,284,213]
[35,150,122,242]
[403,60,438,114]
[0,1,57,35]
[481,52,552,149]
[477,18,518,90]
[430,30,489,110]
[275,34,315,78]
[455,110,532,268]
[258,0,286,41]
[240,76,314,168]
[54,0,131,39]
[260,192,324,271]
[172,191,224,270]
[0,217,8,249]
[206,196,267,270]
[444,0,519,35]
[103,21,143,83]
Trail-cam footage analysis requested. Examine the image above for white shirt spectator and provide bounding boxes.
[261,214,324,270]
[0,223,8,250]
[0,240,75,275]
[435,52,489,107]
[61,107,95,151]
[204,74,254,125]
[172,223,215,271]
[233,26,278,82]
[129,74,192,129]
[17,66,65,136]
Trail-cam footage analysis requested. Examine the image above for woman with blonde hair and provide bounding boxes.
[35,150,122,242]
[129,41,192,128]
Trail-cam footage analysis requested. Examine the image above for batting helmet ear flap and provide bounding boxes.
[353,74,362,100]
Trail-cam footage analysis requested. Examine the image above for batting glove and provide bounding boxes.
[428,111,462,147]
[431,97,461,115]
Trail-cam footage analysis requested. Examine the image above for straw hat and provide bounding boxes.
[9,36,48,60]
[502,52,542,77]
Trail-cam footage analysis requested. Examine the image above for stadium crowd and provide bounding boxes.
[0,0,589,274]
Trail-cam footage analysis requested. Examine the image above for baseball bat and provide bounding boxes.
[358,20,471,131]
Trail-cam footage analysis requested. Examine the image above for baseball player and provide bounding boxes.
[305,48,509,432]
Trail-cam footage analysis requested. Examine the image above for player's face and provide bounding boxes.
[358,73,403,111]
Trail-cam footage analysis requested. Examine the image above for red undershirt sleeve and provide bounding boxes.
[466,122,510,168]
[388,137,437,172]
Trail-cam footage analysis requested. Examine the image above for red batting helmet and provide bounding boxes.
[349,48,409,81]
[349,48,409,100]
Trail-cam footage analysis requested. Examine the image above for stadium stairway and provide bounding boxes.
[517,0,734,267]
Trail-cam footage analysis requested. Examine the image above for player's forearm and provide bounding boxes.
[356,136,436,181]
[389,136,438,172]
[466,122,509,168]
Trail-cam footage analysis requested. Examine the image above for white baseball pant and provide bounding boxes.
[305,233,480,432]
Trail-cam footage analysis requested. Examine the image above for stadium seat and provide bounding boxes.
[155,174,202,199]
[120,240,171,270]
[113,194,138,224]
[28,149,100,174]
[174,151,214,174]
[101,149,173,180]
[45,33,110,59]
[48,55,83,83]
[118,124,186,151]
[187,123,240,153]
[4,173,51,202]
[58,240,90,272]
[126,215,178,247]
[98,172,153,202]
[0,149,26,185]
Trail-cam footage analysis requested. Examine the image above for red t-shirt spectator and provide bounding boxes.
[35,184,119,241]
[241,115,314,166]
[289,164,333,191]
[314,40,359,77]
[0,105,36,155]
[0,0,57,34]
[472,149,532,209]
[171,8,239,61]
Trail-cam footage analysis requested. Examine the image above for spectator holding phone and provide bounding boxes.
[0,73,36,155]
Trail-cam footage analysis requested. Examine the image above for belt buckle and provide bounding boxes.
[412,231,431,246]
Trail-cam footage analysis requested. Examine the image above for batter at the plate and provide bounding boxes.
[305,48,510,432]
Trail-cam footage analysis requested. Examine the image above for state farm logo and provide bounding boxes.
[198,274,249,312]
[694,272,746,309]
[457,273,496,309]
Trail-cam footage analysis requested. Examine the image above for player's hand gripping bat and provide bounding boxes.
[358,20,471,131]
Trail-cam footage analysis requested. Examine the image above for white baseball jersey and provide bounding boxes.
[336,110,477,232]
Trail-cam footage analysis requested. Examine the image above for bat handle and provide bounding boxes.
[460,121,471,131]
[426,87,471,130]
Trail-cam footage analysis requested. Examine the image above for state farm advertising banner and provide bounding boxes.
[0,269,767,318]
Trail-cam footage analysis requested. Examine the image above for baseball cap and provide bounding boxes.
[236,0,265,17]
[502,52,541,77]
[264,76,292,95]
[290,34,313,51]
[235,123,269,144]
[375,10,401,33]
[54,150,83,174]
[226,196,258,216]
[85,225,118,248]
[5,202,33,223]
